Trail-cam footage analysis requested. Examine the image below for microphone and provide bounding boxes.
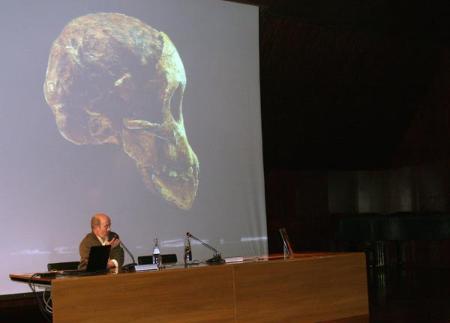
[109,232,119,240]
[186,232,225,265]
[109,232,137,272]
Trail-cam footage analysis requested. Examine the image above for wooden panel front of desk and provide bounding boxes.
[52,253,368,323]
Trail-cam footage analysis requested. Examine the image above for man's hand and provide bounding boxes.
[107,259,117,269]
[107,237,121,249]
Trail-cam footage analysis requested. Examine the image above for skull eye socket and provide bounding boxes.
[170,84,183,123]
[124,80,164,124]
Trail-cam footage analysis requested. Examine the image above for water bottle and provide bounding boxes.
[153,237,161,268]
[184,236,192,266]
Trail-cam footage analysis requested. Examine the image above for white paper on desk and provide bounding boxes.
[135,264,158,272]
[225,257,244,263]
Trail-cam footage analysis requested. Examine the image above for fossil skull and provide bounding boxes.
[43,13,199,209]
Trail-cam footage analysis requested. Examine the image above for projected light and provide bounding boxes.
[1,0,265,296]
[43,13,199,210]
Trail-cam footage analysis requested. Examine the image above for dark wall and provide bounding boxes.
[259,4,450,258]
[260,11,449,171]
[265,170,330,253]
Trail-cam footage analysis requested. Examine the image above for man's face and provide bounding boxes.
[94,216,111,239]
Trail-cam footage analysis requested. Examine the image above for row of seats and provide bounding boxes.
[47,254,178,271]
[335,212,450,241]
[334,212,450,268]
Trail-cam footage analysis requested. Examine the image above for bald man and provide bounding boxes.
[79,213,124,272]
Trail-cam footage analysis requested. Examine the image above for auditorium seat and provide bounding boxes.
[335,212,450,268]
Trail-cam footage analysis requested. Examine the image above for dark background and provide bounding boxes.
[228,0,450,259]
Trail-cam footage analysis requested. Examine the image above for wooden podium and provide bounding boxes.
[47,252,368,323]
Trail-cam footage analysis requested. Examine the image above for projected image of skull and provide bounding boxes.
[43,13,199,210]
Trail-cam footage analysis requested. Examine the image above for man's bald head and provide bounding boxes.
[91,213,111,239]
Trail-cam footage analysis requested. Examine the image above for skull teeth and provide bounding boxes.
[152,166,197,183]
[123,118,160,130]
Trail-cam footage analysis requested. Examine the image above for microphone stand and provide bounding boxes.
[121,242,137,272]
[186,232,225,265]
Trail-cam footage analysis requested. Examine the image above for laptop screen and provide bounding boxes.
[86,245,111,272]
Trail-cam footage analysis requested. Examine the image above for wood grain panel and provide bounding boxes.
[49,253,368,323]
[234,253,368,322]
[52,265,235,323]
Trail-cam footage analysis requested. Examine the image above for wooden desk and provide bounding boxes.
[11,252,368,323]
[9,273,52,285]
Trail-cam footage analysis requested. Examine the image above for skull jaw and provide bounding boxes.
[122,129,199,210]
[140,164,199,210]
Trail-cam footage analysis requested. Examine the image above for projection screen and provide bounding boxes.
[0,0,266,295]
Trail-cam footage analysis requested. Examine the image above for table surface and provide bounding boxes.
[9,251,342,285]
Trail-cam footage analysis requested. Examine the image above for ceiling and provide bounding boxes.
[224,0,450,171]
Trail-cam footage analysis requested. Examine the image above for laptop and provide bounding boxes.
[61,245,111,276]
